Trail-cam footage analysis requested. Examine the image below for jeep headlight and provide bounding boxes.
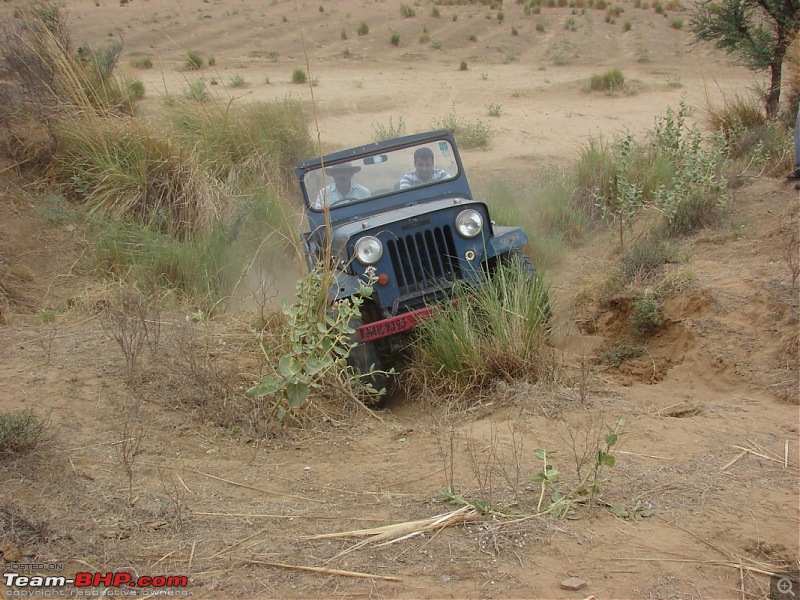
[354,236,383,265]
[456,209,483,238]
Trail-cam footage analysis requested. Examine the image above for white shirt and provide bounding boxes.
[398,169,450,189]
[313,182,371,210]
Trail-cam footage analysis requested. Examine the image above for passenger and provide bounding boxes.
[398,147,449,189]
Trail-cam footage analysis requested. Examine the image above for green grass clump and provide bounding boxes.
[621,236,675,280]
[703,93,790,175]
[588,68,625,92]
[291,68,308,84]
[407,258,551,394]
[185,51,204,69]
[130,56,153,69]
[51,117,221,238]
[167,98,313,193]
[127,78,145,100]
[357,21,369,36]
[229,74,246,88]
[432,109,493,149]
[391,33,401,47]
[459,60,468,71]
[0,409,49,458]
[669,17,683,29]
[400,4,416,17]
[601,342,644,366]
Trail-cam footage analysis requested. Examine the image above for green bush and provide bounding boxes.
[391,33,401,46]
[357,21,369,36]
[400,4,416,17]
[229,74,246,88]
[432,108,493,149]
[372,116,407,141]
[602,342,644,366]
[185,78,209,102]
[629,293,662,338]
[291,68,308,84]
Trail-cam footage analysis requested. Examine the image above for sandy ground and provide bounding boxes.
[1,0,799,599]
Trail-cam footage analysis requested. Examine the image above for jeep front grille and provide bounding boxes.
[387,226,461,296]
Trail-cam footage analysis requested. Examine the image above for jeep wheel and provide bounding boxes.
[500,249,552,323]
[347,321,389,396]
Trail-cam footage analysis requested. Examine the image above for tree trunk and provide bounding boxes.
[765,25,791,119]
[766,58,783,118]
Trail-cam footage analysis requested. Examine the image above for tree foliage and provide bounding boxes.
[689,0,799,117]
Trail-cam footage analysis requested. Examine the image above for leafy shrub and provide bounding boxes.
[459,60,468,71]
[372,116,406,141]
[357,21,369,36]
[651,102,727,235]
[0,409,49,457]
[246,266,386,423]
[229,74,246,88]
[391,33,401,46]
[629,293,663,338]
[433,108,493,149]
[185,78,209,101]
[486,103,503,117]
[291,68,307,84]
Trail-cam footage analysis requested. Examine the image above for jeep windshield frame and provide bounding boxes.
[297,130,472,228]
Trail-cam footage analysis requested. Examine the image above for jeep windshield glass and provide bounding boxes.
[304,139,459,211]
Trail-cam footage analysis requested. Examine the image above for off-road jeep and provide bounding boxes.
[296,130,539,378]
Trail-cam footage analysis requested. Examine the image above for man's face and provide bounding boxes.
[414,157,435,183]
[333,173,352,193]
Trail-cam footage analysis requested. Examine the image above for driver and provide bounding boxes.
[313,161,370,209]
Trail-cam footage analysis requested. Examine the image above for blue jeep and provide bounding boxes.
[296,130,537,378]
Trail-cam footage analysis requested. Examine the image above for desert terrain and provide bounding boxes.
[1,0,798,599]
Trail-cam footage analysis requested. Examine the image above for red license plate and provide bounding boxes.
[356,307,436,343]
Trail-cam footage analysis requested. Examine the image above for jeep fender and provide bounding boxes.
[485,225,528,260]
[327,271,363,302]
